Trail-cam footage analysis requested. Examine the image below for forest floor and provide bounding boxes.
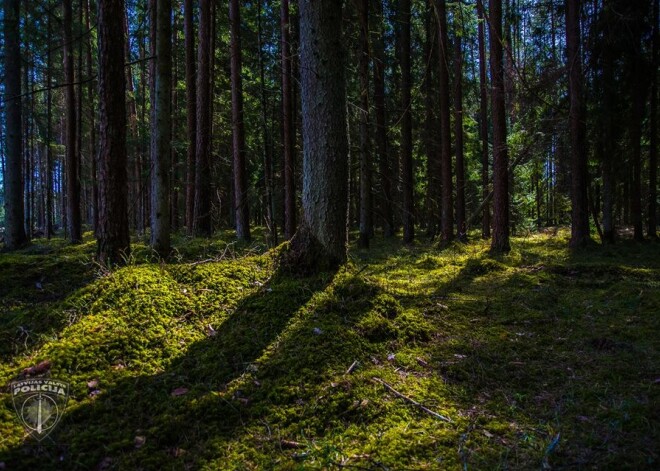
[0,228,658,470]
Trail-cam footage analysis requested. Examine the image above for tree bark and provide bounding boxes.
[281,0,296,240]
[566,0,591,248]
[194,0,213,237]
[477,0,490,238]
[436,0,453,244]
[86,0,98,235]
[64,0,82,243]
[488,0,510,253]
[97,0,130,264]
[649,0,659,238]
[454,23,466,241]
[46,9,54,239]
[357,0,372,249]
[291,0,349,271]
[424,0,440,239]
[150,0,172,254]
[184,0,196,234]
[372,0,394,237]
[3,0,28,249]
[400,0,415,244]
[230,0,251,242]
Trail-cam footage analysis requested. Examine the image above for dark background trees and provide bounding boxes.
[1,0,658,260]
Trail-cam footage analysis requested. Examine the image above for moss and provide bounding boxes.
[0,230,658,469]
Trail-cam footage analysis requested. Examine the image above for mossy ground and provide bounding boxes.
[0,228,658,469]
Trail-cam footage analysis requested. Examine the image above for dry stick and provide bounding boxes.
[372,377,452,423]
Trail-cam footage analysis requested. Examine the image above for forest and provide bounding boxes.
[0,0,658,469]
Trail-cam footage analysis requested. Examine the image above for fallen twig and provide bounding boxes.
[372,377,452,423]
[280,439,305,449]
[345,360,358,375]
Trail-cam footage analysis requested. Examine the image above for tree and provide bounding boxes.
[97,0,130,264]
[454,17,466,241]
[3,0,28,250]
[290,0,348,270]
[281,0,296,240]
[489,0,510,253]
[230,0,251,242]
[400,0,415,244]
[437,0,453,244]
[194,0,212,237]
[477,0,490,239]
[372,0,394,237]
[650,0,658,238]
[357,0,372,249]
[566,0,591,248]
[150,0,172,255]
[184,0,196,234]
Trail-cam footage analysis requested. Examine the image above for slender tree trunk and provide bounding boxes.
[454,25,466,241]
[566,0,591,248]
[230,0,251,242]
[257,0,278,246]
[400,0,414,244]
[291,0,348,271]
[64,0,82,242]
[87,0,98,235]
[650,0,659,238]
[424,0,440,239]
[357,0,372,249]
[3,0,28,249]
[97,0,130,264]
[373,0,394,237]
[437,0,453,243]
[477,0,490,238]
[194,0,213,236]
[150,0,172,254]
[45,9,54,239]
[184,0,196,234]
[281,0,296,239]
[489,0,510,253]
[601,1,615,243]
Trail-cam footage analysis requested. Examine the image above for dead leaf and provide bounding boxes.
[87,379,99,389]
[483,430,494,438]
[23,360,51,376]
[171,387,189,397]
[134,436,146,448]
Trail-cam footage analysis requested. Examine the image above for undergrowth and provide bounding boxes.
[0,228,658,469]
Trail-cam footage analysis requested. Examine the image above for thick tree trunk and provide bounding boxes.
[150,0,172,254]
[437,0,453,243]
[372,0,394,237]
[477,0,490,238]
[400,0,415,244]
[357,0,372,249]
[454,28,466,242]
[194,0,213,236]
[291,0,348,271]
[281,0,296,240]
[488,0,510,253]
[184,0,196,234]
[650,0,659,238]
[97,0,130,264]
[566,0,591,248]
[64,0,82,243]
[230,0,251,242]
[3,0,28,249]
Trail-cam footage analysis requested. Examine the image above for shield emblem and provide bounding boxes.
[11,378,69,441]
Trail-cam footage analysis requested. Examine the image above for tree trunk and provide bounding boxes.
[357,0,372,249]
[97,0,130,264]
[230,0,251,242]
[194,0,213,237]
[3,0,28,249]
[650,0,659,238]
[489,0,510,253]
[424,0,440,239]
[372,0,394,237]
[477,0,490,238]
[184,0,196,234]
[281,0,296,240]
[150,0,172,254]
[64,0,82,243]
[87,0,98,235]
[291,0,348,271]
[454,23,466,242]
[566,0,591,248]
[601,1,615,243]
[400,0,415,244]
[437,0,453,244]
